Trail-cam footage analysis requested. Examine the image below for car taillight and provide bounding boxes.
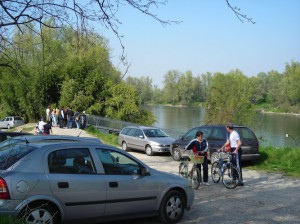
[0,178,10,199]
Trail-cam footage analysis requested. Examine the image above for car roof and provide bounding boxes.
[194,124,246,128]
[0,131,31,135]
[123,126,159,130]
[4,135,102,144]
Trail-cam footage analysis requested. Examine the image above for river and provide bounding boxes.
[144,105,300,148]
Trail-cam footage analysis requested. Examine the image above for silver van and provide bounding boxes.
[0,116,25,129]
[118,126,175,156]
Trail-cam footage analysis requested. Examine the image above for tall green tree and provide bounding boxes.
[163,70,181,104]
[206,70,255,125]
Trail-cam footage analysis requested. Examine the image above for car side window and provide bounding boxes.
[48,148,95,174]
[96,148,141,175]
[126,128,136,137]
[210,128,227,141]
[135,129,144,138]
[198,127,212,140]
[183,127,198,140]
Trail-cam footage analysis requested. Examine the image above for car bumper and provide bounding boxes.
[151,146,170,153]
[241,154,261,161]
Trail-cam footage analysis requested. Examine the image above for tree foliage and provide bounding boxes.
[0,24,154,125]
[206,70,255,125]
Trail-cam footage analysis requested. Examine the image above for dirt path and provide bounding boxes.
[26,126,300,223]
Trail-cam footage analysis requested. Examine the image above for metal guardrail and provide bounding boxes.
[86,115,185,139]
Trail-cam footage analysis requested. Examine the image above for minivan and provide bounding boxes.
[170,124,260,161]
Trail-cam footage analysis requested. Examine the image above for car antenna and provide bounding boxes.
[77,130,82,137]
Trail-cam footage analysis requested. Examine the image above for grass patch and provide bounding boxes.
[246,146,300,177]
[0,215,25,224]
[85,126,119,147]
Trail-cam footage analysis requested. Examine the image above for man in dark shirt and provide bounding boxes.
[185,131,209,186]
[43,121,52,135]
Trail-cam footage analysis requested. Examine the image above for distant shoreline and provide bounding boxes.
[260,110,300,117]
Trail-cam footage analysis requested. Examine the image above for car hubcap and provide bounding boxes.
[166,196,182,219]
[146,147,151,155]
[26,209,53,224]
[173,149,180,160]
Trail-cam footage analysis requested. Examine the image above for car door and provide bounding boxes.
[125,128,144,151]
[46,147,107,220]
[96,148,158,216]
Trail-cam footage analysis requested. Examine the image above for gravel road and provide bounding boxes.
[49,126,300,223]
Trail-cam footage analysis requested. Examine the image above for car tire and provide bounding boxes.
[172,147,181,161]
[20,202,59,224]
[145,145,153,156]
[122,141,130,151]
[159,190,185,224]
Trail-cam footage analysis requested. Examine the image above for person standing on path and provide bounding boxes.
[46,106,51,122]
[185,131,209,186]
[222,122,243,186]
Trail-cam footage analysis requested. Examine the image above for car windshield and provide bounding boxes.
[0,144,36,170]
[0,138,25,149]
[143,129,168,138]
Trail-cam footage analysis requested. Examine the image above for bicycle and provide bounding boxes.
[179,154,204,189]
[211,150,241,189]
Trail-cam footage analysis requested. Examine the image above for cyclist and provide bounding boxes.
[222,122,243,186]
[185,131,209,186]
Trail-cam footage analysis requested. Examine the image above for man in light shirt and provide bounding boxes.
[222,122,243,186]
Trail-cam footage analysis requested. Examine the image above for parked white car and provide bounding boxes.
[0,116,25,129]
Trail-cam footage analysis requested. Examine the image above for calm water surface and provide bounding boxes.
[144,105,300,148]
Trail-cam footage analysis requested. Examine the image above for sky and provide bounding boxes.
[97,0,300,88]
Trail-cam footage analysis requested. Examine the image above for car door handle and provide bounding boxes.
[58,182,69,188]
[109,182,118,188]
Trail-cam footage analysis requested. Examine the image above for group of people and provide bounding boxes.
[185,122,243,186]
[45,106,87,130]
[36,106,88,135]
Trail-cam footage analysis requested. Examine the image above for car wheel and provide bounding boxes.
[145,145,153,156]
[122,141,130,151]
[172,147,181,161]
[159,190,185,224]
[20,202,59,224]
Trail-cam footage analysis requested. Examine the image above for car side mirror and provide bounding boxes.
[140,166,150,176]
[138,135,144,139]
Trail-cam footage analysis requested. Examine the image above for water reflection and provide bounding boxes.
[145,105,300,148]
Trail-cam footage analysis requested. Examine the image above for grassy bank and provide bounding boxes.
[246,146,300,177]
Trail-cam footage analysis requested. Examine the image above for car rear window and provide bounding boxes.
[0,144,36,170]
[14,117,23,121]
[236,127,257,141]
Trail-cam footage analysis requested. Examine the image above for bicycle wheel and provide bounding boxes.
[191,167,201,189]
[222,164,240,189]
[179,162,188,178]
[211,161,221,183]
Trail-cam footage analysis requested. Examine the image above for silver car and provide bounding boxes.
[0,140,194,224]
[118,126,175,156]
[0,116,25,129]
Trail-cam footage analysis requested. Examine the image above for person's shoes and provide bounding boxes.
[203,182,210,186]
[237,182,244,186]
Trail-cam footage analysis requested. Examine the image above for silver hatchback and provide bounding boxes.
[118,126,175,156]
[0,140,194,224]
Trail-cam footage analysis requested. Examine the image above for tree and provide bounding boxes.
[178,70,193,105]
[126,76,153,105]
[283,61,300,106]
[163,70,181,104]
[206,70,255,125]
